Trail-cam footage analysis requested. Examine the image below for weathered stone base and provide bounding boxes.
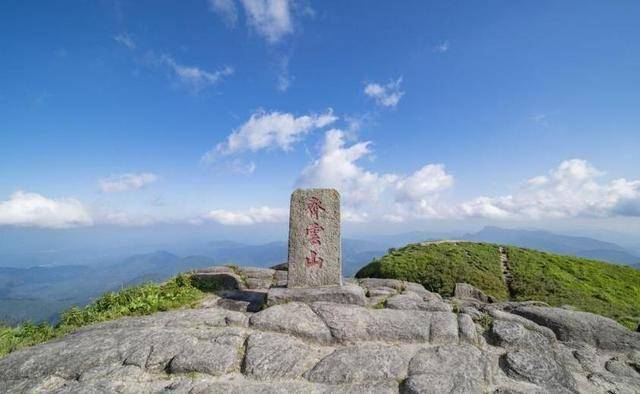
[267,284,366,307]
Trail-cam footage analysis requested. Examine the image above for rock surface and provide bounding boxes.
[1,275,639,393]
[266,283,366,307]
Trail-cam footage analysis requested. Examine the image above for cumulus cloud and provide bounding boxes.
[99,173,158,193]
[158,55,233,93]
[201,206,287,225]
[459,159,640,220]
[0,191,93,228]
[395,164,454,201]
[114,32,136,49]
[298,129,398,207]
[297,129,454,221]
[364,77,405,108]
[210,0,294,43]
[241,0,293,43]
[204,109,337,161]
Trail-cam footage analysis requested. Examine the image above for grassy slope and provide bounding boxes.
[0,274,204,358]
[506,247,640,329]
[356,242,640,329]
[356,242,509,300]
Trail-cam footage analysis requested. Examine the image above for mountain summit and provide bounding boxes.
[2,254,640,393]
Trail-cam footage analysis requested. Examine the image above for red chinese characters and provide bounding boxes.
[306,197,326,220]
[305,222,324,246]
[305,250,324,268]
[305,197,326,268]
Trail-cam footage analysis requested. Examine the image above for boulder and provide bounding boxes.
[249,302,333,343]
[237,267,276,289]
[458,313,479,344]
[511,306,640,351]
[168,339,243,375]
[366,286,398,297]
[490,320,552,350]
[454,282,493,303]
[460,306,482,319]
[305,343,410,384]
[310,302,459,344]
[359,278,406,291]
[191,270,246,291]
[500,350,577,393]
[487,309,556,343]
[215,290,267,312]
[385,293,452,312]
[243,332,318,380]
[402,344,487,394]
[266,284,366,307]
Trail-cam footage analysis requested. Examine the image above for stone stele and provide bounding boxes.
[287,188,342,288]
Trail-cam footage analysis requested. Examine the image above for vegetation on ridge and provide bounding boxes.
[356,241,640,329]
[0,274,204,358]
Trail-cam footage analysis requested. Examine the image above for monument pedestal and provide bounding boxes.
[266,284,366,307]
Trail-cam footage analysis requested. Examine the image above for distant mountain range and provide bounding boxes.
[0,253,215,324]
[1,226,638,324]
[462,226,640,266]
[0,239,387,324]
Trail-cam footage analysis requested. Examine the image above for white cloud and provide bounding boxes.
[364,77,405,108]
[159,55,233,93]
[459,159,640,220]
[99,173,158,193]
[433,40,449,53]
[209,0,239,26]
[395,164,454,201]
[241,0,293,43]
[0,191,93,228]
[298,129,454,221]
[114,32,136,50]
[209,0,293,43]
[205,109,337,161]
[298,129,398,208]
[202,206,287,225]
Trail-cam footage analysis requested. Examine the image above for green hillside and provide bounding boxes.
[356,241,640,329]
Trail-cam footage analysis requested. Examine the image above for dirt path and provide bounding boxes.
[499,246,514,297]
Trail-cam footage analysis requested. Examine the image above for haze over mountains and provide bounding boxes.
[0,227,638,324]
[463,226,640,267]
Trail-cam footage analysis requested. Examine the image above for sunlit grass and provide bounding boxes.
[0,273,204,358]
[357,242,640,329]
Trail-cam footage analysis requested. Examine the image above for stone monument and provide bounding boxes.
[287,188,342,288]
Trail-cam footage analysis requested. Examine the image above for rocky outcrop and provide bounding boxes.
[1,274,639,393]
[454,282,493,303]
[510,305,640,352]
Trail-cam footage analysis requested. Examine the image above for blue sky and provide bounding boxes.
[1,1,639,237]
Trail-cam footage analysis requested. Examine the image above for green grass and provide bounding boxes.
[356,242,509,300]
[506,247,640,330]
[356,242,640,330]
[0,273,204,358]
